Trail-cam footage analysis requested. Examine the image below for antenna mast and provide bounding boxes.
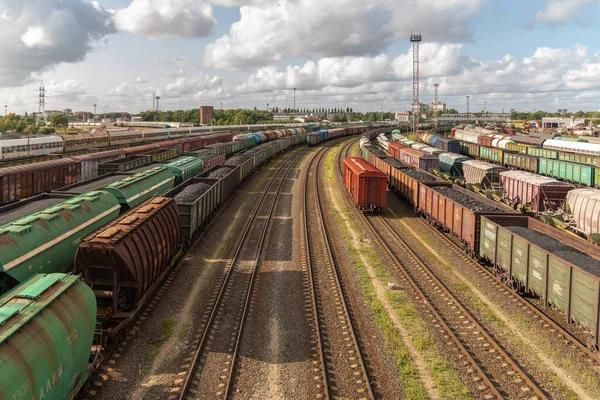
[410,32,422,137]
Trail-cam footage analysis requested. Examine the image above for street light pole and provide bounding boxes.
[381,99,384,121]
[267,103,269,111]
[466,96,470,113]
[484,100,487,113]
[4,105,6,117]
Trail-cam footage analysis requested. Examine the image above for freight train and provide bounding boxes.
[0,124,387,400]
[0,123,306,160]
[360,136,600,350]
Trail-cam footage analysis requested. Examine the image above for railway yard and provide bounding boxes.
[4,125,600,399]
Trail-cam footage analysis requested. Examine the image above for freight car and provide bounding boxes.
[480,215,600,348]
[343,157,387,213]
[75,197,181,336]
[462,160,508,190]
[417,183,511,255]
[539,158,599,188]
[0,159,78,205]
[0,191,120,294]
[398,147,439,171]
[564,188,600,242]
[499,170,574,212]
[101,166,175,209]
[543,139,600,157]
[438,152,469,177]
[0,273,97,400]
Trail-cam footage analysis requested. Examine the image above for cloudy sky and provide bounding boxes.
[1,0,600,115]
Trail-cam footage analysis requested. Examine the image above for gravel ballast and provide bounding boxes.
[208,167,234,179]
[174,183,212,203]
[434,186,505,213]
[402,168,438,182]
[507,226,600,276]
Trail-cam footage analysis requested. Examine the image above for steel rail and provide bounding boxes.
[178,148,307,400]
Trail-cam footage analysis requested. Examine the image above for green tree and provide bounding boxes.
[49,113,68,127]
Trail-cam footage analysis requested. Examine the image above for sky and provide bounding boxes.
[0,0,600,115]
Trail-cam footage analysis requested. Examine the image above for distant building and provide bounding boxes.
[395,112,409,122]
[295,116,321,123]
[542,117,585,129]
[62,108,73,114]
[199,106,214,125]
[426,101,446,113]
[273,113,293,121]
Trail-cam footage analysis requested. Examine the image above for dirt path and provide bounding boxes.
[326,179,441,400]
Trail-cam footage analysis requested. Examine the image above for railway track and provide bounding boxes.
[175,147,308,400]
[337,140,548,399]
[389,187,600,364]
[302,145,375,399]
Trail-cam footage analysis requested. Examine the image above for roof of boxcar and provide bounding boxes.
[499,170,575,186]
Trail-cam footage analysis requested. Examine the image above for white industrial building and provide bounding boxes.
[542,117,585,129]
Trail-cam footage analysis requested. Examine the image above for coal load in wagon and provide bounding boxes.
[507,226,600,276]
[434,186,504,213]
[364,145,388,158]
[174,183,212,203]
[402,168,437,182]
[199,154,222,161]
[384,158,405,169]
[208,167,233,179]
[243,148,262,155]
[224,157,247,166]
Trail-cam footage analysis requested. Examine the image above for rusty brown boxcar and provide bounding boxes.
[417,183,515,255]
[75,197,181,320]
[0,158,78,205]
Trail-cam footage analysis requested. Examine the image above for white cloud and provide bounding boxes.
[534,0,593,24]
[236,44,475,93]
[204,0,483,69]
[232,43,600,112]
[0,1,115,87]
[114,0,216,38]
[165,73,227,99]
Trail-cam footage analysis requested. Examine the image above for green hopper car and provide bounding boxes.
[165,156,204,185]
[101,166,175,209]
[0,273,97,400]
[0,191,120,294]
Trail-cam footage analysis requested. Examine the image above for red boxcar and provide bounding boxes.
[388,142,409,159]
[343,157,387,213]
[0,159,78,205]
[156,140,184,155]
[179,136,205,152]
[398,147,439,171]
[122,143,160,157]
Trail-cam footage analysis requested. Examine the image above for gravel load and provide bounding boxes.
[174,183,211,203]
[208,167,233,179]
[384,158,406,169]
[507,226,600,276]
[198,154,222,161]
[402,168,438,182]
[434,186,505,213]
[243,148,262,155]
[364,145,388,158]
[224,157,248,166]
